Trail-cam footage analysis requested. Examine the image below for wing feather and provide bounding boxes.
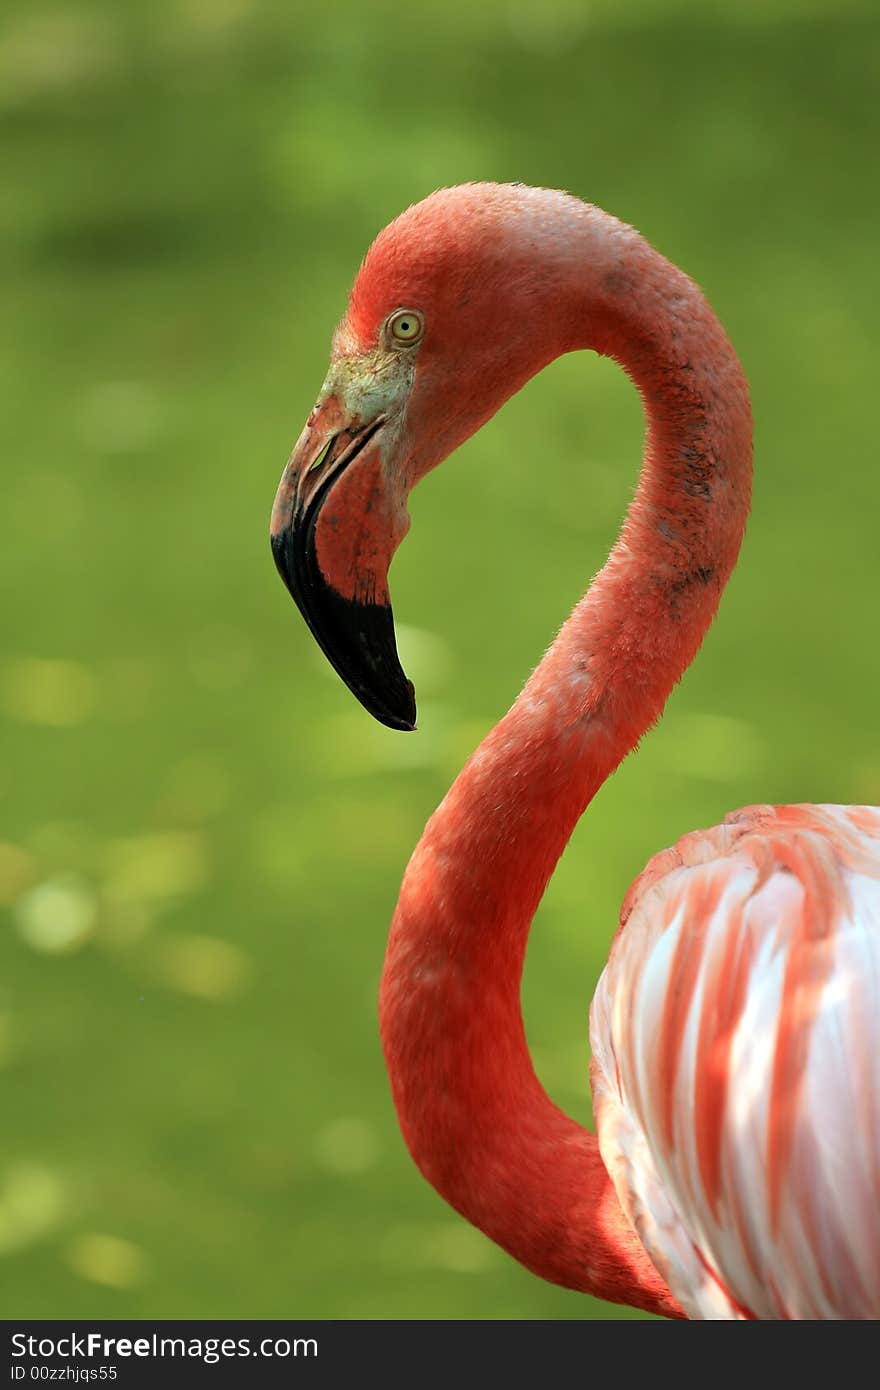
[591,803,880,1319]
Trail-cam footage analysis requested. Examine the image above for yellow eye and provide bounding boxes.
[387,308,425,345]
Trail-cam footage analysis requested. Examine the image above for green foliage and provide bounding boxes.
[1,0,877,1319]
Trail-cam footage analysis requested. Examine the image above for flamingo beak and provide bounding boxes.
[270,394,416,732]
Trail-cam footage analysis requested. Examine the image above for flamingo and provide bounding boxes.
[270,184,880,1320]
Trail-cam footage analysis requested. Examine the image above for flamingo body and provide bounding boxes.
[593,803,880,1319]
[271,183,880,1317]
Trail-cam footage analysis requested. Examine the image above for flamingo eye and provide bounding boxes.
[387,308,425,346]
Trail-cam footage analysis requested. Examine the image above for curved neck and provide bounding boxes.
[379,213,752,1317]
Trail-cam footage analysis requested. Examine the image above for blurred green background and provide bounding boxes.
[2,0,878,1321]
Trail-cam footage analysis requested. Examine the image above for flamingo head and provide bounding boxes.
[270,184,584,729]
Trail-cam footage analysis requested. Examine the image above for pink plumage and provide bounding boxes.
[271,183,880,1318]
[593,803,880,1318]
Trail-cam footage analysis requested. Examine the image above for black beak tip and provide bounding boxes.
[271,526,418,735]
[368,678,417,733]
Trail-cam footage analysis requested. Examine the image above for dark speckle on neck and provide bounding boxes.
[668,565,716,614]
[604,270,634,296]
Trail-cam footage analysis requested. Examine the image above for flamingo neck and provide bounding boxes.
[379,212,752,1317]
